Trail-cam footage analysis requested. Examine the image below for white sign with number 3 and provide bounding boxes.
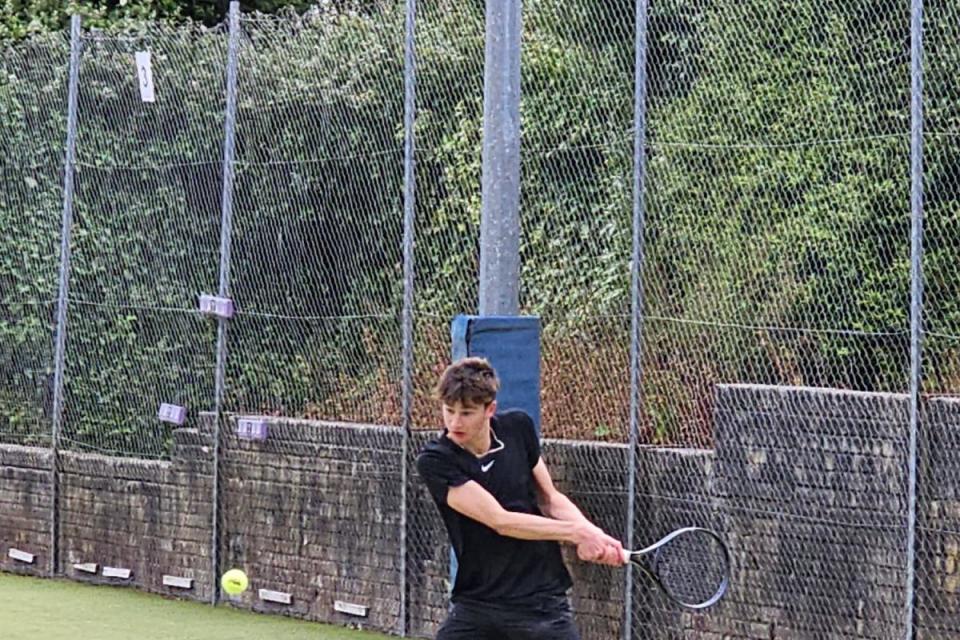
[135,51,155,103]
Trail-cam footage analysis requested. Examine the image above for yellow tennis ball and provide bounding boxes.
[221,569,248,595]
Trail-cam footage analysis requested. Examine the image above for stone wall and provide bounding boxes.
[917,397,960,638]
[3,387,960,638]
[709,385,912,639]
[58,426,215,600]
[219,418,404,632]
[0,444,52,575]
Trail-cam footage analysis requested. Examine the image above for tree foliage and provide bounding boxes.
[1,0,959,451]
[0,1,332,39]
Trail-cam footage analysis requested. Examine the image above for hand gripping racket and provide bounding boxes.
[623,526,731,610]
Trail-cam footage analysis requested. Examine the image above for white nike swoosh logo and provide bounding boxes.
[481,460,495,473]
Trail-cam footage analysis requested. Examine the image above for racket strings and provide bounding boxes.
[653,532,727,605]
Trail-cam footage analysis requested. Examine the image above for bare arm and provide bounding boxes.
[531,457,625,566]
[445,458,624,566]
[446,480,593,544]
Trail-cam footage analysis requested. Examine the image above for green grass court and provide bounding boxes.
[0,573,393,640]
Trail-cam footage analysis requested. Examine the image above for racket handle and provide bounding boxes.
[622,549,630,564]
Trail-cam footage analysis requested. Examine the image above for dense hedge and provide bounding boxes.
[1,0,958,454]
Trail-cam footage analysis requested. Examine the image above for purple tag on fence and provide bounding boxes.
[158,403,186,425]
[199,294,234,319]
[236,419,268,441]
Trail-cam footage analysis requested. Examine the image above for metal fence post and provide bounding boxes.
[49,13,83,578]
[905,0,924,636]
[478,0,521,315]
[400,0,417,635]
[212,0,242,605]
[624,0,650,637]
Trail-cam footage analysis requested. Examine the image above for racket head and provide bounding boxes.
[627,527,730,610]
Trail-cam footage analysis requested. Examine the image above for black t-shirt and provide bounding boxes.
[416,409,573,606]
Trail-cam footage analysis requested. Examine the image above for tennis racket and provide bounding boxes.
[624,526,730,610]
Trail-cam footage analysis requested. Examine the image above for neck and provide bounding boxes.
[463,422,492,457]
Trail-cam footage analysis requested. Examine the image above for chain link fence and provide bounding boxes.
[918,0,960,636]
[1,0,959,638]
[229,9,404,425]
[0,31,69,449]
[640,0,913,636]
[411,0,484,428]
[64,22,225,461]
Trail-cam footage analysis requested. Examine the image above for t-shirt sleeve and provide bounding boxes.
[416,447,470,506]
[516,412,541,469]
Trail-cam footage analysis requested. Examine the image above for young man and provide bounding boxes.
[416,357,625,640]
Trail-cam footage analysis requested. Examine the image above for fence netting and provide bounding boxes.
[220,6,407,633]
[1,1,959,639]
[64,23,225,461]
[405,2,486,634]
[228,8,404,424]
[409,1,485,430]
[0,32,69,449]
[517,2,635,636]
[639,0,914,637]
[919,0,960,637]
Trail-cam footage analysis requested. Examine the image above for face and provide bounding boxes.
[442,400,497,450]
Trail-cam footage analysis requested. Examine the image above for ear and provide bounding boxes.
[485,401,497,419]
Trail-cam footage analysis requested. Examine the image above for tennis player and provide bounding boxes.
[416,357,625,639]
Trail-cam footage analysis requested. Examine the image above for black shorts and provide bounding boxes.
[436,595,581,640]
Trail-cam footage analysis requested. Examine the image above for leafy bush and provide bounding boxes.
[2,0,959,453]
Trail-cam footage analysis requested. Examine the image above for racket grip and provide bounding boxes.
[622,549,630,564]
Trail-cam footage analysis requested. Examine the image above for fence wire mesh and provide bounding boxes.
[0,32,69,449]
[1,1,959,639]
[919,0,960,637]
[227,8,404,424]
[643,0,912,443]
[639,0,914,637]
[218,6,408,633]
[64,23,225,460]
[406,3,486,634]
[517,3,635,637]
[410,0,485,430]
[520,0,634,446]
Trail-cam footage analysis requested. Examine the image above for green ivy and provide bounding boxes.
[2,0,959,452]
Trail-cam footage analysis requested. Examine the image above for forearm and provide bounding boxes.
[447,479,591,543]
[493,509,584,543]
[538,493,625,566]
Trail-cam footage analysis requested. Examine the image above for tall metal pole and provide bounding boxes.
[212,0,241,605]
[478,0,521,315]
[905,0,924,636]
[624,0,650,637]
[399,0,417,634]
[49,14,83,578]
